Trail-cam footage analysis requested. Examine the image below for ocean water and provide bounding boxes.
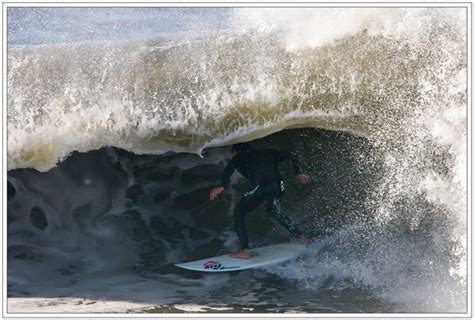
[6,7,467,313]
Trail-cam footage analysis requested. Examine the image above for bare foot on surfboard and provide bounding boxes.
[229,249,251,259]
[299,235,310,245]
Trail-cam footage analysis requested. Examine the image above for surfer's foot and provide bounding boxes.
[298,235,310,245]
[229,249,251,259]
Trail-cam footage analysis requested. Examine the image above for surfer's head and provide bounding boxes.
[231,143,252,157]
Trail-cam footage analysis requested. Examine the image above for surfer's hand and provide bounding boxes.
[210,186,225,200]
[296,173,309,185]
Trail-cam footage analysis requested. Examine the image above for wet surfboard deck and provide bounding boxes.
[175,242,306,272]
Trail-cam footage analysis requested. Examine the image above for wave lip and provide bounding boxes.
[7,33,374,171]
[8,7,466,172]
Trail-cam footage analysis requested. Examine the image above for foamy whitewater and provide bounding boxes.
[7,7,467,313]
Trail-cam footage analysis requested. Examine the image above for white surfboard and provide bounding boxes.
[175,242,306,272]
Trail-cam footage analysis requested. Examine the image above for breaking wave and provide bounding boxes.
[7,7,467,313]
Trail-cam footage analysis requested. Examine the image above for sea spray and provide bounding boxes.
[7,7,467,313]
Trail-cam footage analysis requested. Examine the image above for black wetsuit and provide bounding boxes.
[219,149,303,250]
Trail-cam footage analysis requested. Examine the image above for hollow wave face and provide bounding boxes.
[7,7,467,313]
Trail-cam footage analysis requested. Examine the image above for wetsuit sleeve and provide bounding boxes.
[219,158,237,188]
[271,150,303,175]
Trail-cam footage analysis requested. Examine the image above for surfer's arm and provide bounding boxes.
[272,150,303,175]
[210,159,237,200]
[219,158,237,188]
[272,150,309,184]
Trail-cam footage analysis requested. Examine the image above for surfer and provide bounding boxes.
[210,143,310,259]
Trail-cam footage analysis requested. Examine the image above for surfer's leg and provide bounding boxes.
[264,197,303,239]
[262,182,303,240]
[233,190,263,250]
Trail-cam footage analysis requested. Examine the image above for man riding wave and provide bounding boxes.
[210,143,310,259]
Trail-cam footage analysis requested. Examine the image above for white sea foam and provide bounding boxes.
[7,7,467,313]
